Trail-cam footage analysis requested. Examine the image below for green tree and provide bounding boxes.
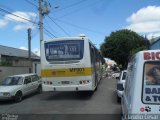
[100,29,150,69]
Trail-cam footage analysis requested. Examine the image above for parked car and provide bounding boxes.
[116,70,127,103]
[114,71,120,79]
[0,73,42,102]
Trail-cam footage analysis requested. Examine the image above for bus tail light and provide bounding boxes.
[79,81,83,84]
[43,81,53,85]
[79,80,89,84]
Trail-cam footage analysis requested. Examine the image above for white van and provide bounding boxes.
[121,50,160,120]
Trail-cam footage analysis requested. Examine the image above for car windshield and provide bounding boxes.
[1,77,24,86]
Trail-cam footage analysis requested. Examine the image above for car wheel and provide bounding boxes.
[37,86,42,94]
[15,92,22,102]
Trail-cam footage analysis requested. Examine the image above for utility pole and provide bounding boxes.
[38,0,50,53]
[28,28,32,73]
[39,0,44,43]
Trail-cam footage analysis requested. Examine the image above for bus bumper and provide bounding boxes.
[42,83,93,91]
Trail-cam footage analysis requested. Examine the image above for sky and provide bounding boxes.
[0,0,160,56]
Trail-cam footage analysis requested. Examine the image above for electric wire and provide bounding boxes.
[0,6,57,38]
[53,18,106,35]
[47,15,70,36]
[52,0,86,12]
[0,7,38,24]
[25,0,38,8]
[43,27,57,38]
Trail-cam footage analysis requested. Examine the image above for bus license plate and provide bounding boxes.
[61,81,70,84]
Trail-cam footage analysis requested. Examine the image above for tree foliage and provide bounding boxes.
[100,29,150,69]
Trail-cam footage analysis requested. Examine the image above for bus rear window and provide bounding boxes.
[45,40,84,61]
[142,62,160,104]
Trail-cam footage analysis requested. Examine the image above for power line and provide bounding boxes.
[0,11,25,24]
[53,18,106,35]
[44,18,58,35]
[44,30,54,39]
[43,27,57,38]
[55,0,100,19]
[31,13,38,29]
[47,15,70,36]
[52,0,86,12]
[0,3,56,39]
[0,4,15,13]
[25,0,38,8]
[0,7,38,24]
[0,7,56,39]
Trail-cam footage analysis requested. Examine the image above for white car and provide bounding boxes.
[0,73,42,102]
[114,71,120,78]
[116,70,127,103]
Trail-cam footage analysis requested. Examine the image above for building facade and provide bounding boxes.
[0,45,40,80]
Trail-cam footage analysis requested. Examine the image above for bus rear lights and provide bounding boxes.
[43,81,53,85]
[79,81,83,84]
[79,80,89,84]
[83,81,86,84]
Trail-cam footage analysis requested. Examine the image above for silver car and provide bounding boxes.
[0,73,42,102]
[116,70,127,103]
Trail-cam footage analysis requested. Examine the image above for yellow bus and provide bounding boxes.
[41,35,105,92]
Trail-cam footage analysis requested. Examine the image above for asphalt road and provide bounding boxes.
[0,77,121,120]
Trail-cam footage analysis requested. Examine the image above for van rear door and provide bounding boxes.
[142,61,160,113]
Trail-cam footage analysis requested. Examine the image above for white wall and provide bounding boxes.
[0,66,30,81]
[32,62,41,76]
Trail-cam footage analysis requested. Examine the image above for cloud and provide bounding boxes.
[19,46,28,50]
[6,11,36,23]
[126,21,160,33]
[0,19,8,28]
[32,48,40,56]
[147,32,160,40]
[13,24,33,31]
[126,6,160,33]
[0,11,36,30]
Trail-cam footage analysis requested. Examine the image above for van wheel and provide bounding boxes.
[117,95,121,103]
[15,92,22,102]
[37,86,42,94]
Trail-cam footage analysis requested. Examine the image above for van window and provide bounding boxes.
[142,61,160,104]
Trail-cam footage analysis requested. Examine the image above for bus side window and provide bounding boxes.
[89,43,94,65]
